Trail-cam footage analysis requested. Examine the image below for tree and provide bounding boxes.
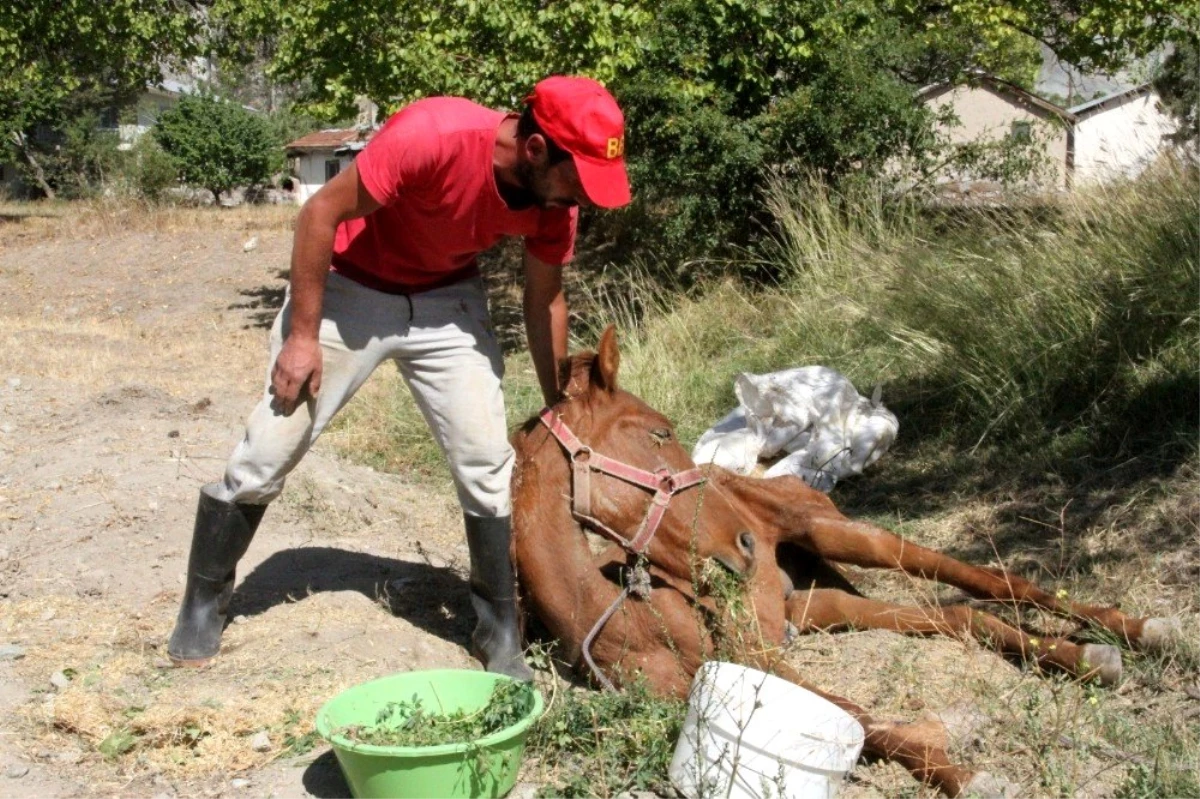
[1154,33,1199,144]
[153,94,277,204]
[0,0,200,198]
[205,0,1195,265]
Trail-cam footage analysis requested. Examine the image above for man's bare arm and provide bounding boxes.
[523,252,568,406]
[271,163,381,414]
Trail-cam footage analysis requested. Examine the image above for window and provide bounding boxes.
[1010,120,1033,143]
[324,159,342,182]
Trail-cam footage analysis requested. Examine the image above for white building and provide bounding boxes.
[918,76,1075,189]
[1068,85,1176,184]
[99,79,198,150]
[919,75,1176,190]
[284,128,375,204]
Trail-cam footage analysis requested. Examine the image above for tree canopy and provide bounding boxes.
[0,0,200,197]
[209,0,1192,119]
[1153,33,1199,144]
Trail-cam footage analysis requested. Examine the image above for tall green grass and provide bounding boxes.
[331,160,1198,481]
[590,161,1199,462]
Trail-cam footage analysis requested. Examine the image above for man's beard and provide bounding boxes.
[497,161,544,210]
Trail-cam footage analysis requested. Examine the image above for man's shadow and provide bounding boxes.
[230,547,477,798]
[230,546,475,656]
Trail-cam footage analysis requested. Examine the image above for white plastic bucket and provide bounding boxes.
[669,662,865,799]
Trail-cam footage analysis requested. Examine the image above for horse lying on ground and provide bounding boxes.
[510,326,1178,797]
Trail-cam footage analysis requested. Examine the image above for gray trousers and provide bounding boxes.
[213,271,514,518]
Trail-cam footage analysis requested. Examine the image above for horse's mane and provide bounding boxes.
[557,350,598,402]
[516,351,598,436]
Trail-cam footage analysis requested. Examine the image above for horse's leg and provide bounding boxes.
[755,657,989,798]
[786,588,1122,685]
[782,505,1172,650]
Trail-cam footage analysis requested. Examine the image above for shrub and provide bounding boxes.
[128,135,179,201]
[152,94,276,204]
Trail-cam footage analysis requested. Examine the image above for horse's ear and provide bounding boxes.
[593,325,620,392]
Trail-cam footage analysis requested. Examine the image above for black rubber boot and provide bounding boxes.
[464,514,534,682]
[167,486,266,666]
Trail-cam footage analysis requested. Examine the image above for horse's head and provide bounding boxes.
[535,326,758,581]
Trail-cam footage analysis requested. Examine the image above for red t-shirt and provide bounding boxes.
[330,97,578,293]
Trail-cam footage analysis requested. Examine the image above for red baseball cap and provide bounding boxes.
[525,76,631,209]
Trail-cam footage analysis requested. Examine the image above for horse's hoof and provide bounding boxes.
[169,652,216,669]
[1138,617,1182,651]
[960,771,1016,798]
[1080,644,1122,686]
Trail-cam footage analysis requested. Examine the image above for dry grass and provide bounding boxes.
[3,595,312,780]
[0,199,297,247]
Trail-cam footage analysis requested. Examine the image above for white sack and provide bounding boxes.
[693,366,899,491]
[691,407,765,475]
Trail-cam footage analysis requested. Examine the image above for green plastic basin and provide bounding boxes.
[315,669,544,799]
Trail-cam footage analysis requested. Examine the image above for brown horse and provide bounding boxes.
[511,327,1177,797]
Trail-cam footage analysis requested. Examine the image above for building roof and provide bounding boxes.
[151,79,198,97]
[1068,83,1154,119]
[918,73,1077,123]
[285,128,376,152]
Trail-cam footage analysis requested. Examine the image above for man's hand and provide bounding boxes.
[270,334,323,415]
[270,161,381,416]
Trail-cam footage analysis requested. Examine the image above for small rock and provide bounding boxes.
[148,500,159,512]
[55,748,82,765]
[75,570,109,598]
[0,423,13,434]
[50,671,72,690]
[0,548,9,561]
[242,236,259,252]
[153,658,172,670]
[6,378,20,389]
[5,764,29,779]
[232,615,246,625]
[0,644,26,661]
[250,731,271,752]
[230,778,251,789]
[166,430,179,439]
[40,608,55,622]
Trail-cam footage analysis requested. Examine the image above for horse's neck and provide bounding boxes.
[513,454,629,640]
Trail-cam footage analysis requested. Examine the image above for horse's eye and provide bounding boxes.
[650,428,673,443]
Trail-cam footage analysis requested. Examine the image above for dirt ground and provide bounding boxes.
[0,205,1196,799]
[0,210,488,798]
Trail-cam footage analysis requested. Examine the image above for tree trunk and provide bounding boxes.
[210,187,222,206]
[8,130,55,200]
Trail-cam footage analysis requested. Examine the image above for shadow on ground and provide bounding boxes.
[232,268,289,328]
[302,750,351,799]
[231,546,474,649]
[827,363,1198,581]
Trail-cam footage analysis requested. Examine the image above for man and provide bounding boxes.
[167,76,631,681]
